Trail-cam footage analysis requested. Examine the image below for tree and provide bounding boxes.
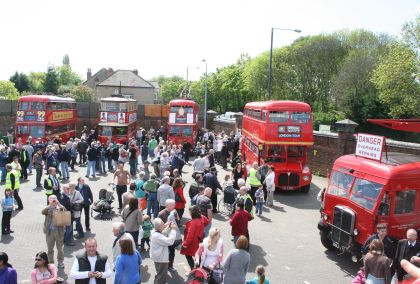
[57,65,82,87]
[0,81,20,100]
[372,43,420,118]
[69,85,94,102]
[402,14,420,57]
[9,72,30,93]
[62,54,70,66]
[44,66,59,94]
[156,75,186,103]
[28,72,46,92]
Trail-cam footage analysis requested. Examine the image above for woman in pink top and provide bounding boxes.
[195,227,224,284]
[31,251,57,284]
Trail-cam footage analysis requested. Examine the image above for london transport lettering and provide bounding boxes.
[278,125,301,138]
[355,133,385,161]
[52,111,73,121]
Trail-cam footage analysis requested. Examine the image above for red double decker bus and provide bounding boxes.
[241,100,314,192]
[167,99,199,147]
[97,95,137,144]
[16,95,77,143]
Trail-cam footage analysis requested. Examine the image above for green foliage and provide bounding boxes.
[313,110,346,130]
[69,85,94,102]
[372,43,420,118]
[402,14,420,57]
[44,66,59,94]
[9,72,30,93]
[0,81,20,100]
[62,54,70,66]
[156,75,186,104]
[28,72,46,92]
[57,65,82,87]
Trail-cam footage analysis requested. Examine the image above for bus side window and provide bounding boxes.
[394,190,416,214]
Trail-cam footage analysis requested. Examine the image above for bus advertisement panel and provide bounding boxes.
[167,99,199,148]
[97,96,137,144]
[16,95,77,143]
[241,100,314,192]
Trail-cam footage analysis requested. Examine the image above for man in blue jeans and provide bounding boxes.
[144,174,160,218]
[86,143,97,178]
[59,184,74,246]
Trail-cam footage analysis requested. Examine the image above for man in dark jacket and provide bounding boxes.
[394,228,420,281]
[7,145,20,164]
[361,223,396,258]
[0,148,8,182]
[76,177,93,231]
[19,147,30,180]
[69,237,112,283]
[204,167,222,213]
[77,139,88,165]
[86,144,98,178]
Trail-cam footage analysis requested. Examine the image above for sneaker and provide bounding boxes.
[8,230,14,233]
[168,266,177,272]
[57,262,65,269]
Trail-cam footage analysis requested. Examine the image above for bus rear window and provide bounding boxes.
[269,111,288,122]
[30,125,44,137]
[170,126,181,136]
[328,170,354,197]
[291,112,310,123]
[350,178,383,211]
[182,126,192,137]
[170,106,193,113]
[17,125,29,134]
[18,102,30,110]
[288,146,304,158]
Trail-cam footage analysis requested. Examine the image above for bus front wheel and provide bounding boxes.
[301,184,310,193]
[320,229,334,250]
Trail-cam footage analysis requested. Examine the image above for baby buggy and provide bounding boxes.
[218,184,237,215]
[187,267,208,284]
[91,183,115,220]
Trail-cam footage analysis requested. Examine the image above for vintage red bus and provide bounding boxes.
[241,100,314,192]
[97,96,137,144]
[318,132,420,261]
[167,99,199,147]
[16,95,77,143]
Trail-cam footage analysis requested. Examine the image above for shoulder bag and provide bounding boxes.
[52,209,71,226]
[71,193,83,212]
[211,266,224,284]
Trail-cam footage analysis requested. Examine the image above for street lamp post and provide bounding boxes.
[202,59,208,130]
[268,28,301,100]
[185,66,199,97]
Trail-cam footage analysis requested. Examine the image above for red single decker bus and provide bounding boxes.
[97,95,137,144]
[241,100,314,192]
[167,99,199,147]
[16,95,77,143]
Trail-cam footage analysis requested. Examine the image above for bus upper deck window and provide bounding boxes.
[291,112,311,123]
[269,111,289,122]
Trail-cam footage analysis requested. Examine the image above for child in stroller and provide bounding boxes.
[91,183,115,219]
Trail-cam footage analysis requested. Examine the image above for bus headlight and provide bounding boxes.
[323,214,328,221]
[353,228,359,236]
[303,175,310,181]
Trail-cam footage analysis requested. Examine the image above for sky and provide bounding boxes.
[0,0,418,82]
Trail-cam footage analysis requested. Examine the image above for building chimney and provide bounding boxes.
[87,68,92,80]
[133,69,138,75]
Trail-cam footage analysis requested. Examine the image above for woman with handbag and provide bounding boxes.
[181,205,209,272]
[195,227,224,284]
[31,251,57,284]
[122,196,143,249]
[67,182,84,240]
[172,177,186,219]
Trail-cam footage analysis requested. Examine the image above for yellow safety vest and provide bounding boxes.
[44,175,60,195]
[249,168,261,186]
[5,170,20,190]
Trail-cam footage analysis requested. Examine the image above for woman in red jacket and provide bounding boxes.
[173,177,186,219]
[181,205,209,272]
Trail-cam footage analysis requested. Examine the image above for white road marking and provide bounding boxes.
[284,265,291,270]
[303,281,311,284]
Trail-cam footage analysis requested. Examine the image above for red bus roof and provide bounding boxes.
[368,119,420,133]
[334,152,420,181]
[169,99,198,107]
[18,95,75,102]
[245,100,311,111]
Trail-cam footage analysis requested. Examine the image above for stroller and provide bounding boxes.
[91,183,115,220]
[187,267,208,284]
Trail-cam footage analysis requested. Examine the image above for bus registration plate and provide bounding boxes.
[332,241,340,249]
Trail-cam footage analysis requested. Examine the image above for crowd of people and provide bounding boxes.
[0,126,274,284]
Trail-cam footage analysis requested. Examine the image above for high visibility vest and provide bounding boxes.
[45,175,60,195]
[249,168,261,186]
[22,151,27,162]
[5,170,20,190]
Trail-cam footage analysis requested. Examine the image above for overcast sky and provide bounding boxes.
[0,0,418,82]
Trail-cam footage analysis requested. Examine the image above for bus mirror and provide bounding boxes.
[258,144,263,150]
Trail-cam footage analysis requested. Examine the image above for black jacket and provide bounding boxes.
[395,239,420,280]
[75,252,108,284]
[87,148,98,161]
